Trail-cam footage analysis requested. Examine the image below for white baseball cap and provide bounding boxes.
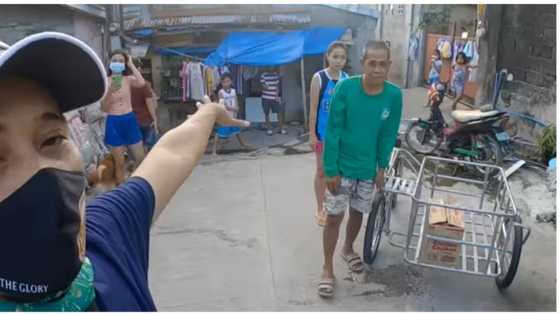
[0,32,107,113]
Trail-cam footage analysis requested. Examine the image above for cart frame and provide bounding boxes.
[364,148,531,289]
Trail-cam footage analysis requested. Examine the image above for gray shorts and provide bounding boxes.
[262,98,282,114]
[325,177,376,216]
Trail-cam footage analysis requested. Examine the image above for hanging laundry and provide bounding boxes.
[463,40,474,60]
[189,62,205,101]
[439,39,452,59]
[452,42,464,65]
[221,65,230,76]
[180,61,189,102]
[212,67,221,92]
[205,66,215,96]
[468,42,479,82]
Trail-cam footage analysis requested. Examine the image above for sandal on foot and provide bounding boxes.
[317,278,335,298]
[341,252,364,273]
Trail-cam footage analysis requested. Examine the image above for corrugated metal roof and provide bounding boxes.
[149,4,307,18]
[124,13,310,31]
[322,4,379,19]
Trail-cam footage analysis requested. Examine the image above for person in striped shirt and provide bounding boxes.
[260,67,286,135]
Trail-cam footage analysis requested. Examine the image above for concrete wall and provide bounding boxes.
[310,6,377,76]
[0,5,104,58]
[373,4,426,88]
[72,12,104,57]
[376,4,409,86]
[448,4,477,35]
[0,5,75,44]
[406,5,427,88]
[497,4,556,129]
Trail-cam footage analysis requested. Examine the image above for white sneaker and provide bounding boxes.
[267,129,273,136]
[279,129,287,135]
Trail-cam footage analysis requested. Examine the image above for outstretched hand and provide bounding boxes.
[196,96,250,128]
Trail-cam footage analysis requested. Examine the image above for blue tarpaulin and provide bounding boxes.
[155,46,216,58]
[204,27,346,67]
[133,29,155,38]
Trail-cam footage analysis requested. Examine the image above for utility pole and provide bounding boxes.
[106,4,123,51]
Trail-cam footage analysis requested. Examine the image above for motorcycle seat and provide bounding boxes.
[451,109,501,123]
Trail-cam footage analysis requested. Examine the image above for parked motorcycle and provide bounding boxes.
[405,82,507,175]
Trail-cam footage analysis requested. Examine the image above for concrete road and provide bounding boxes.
[147,87,555,311]
[148,152,556,311]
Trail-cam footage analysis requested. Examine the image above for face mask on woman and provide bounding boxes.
[109,62,125,74]
[0,168,85,302]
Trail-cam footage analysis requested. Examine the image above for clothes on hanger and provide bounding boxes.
[188,62,205,101]
[468,42,479,82]
[180,61,189,102]
[178,59,237,101]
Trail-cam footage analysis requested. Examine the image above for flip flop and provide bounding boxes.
[341,252,364,273]
[317,278,335,298]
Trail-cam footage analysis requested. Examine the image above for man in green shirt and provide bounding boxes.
[318,41,403,298]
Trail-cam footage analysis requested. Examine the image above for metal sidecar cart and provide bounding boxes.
[363,148,531,290]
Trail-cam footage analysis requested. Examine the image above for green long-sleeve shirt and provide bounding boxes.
[323,76,403,180]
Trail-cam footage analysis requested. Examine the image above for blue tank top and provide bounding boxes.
[316,69,348,141]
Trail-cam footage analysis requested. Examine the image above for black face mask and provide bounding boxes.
[0,168,85,302]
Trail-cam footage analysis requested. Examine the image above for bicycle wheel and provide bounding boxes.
[363,193,386,265]
[405,121,442,154]
[494,217,523,290]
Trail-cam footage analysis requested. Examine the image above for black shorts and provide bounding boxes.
[262,98,282,114]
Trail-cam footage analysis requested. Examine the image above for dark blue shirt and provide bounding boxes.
[85,177,156,311]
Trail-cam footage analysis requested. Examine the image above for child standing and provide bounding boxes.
[427,49,442,85]
[308,41,349,226]
[212,73,251,155]
[260,67,286,135]
[450,52,476,110]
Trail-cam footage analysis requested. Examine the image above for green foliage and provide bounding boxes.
[537,124,556,163]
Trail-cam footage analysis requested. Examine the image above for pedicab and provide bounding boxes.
[363,147,531,290]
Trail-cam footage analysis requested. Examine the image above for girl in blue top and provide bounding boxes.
[451,51,477,110]
[427,49,442,85]
[308,41,349,226]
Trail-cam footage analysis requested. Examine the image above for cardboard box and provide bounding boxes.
[419,197,465,268]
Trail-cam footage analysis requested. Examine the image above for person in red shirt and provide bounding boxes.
[131,59,158,152]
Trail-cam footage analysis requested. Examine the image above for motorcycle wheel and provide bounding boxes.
[470,134,503,176]
[405,121,442,155]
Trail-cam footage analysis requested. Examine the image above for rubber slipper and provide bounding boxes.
[341,252,364,273]
[318,278,335,298]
